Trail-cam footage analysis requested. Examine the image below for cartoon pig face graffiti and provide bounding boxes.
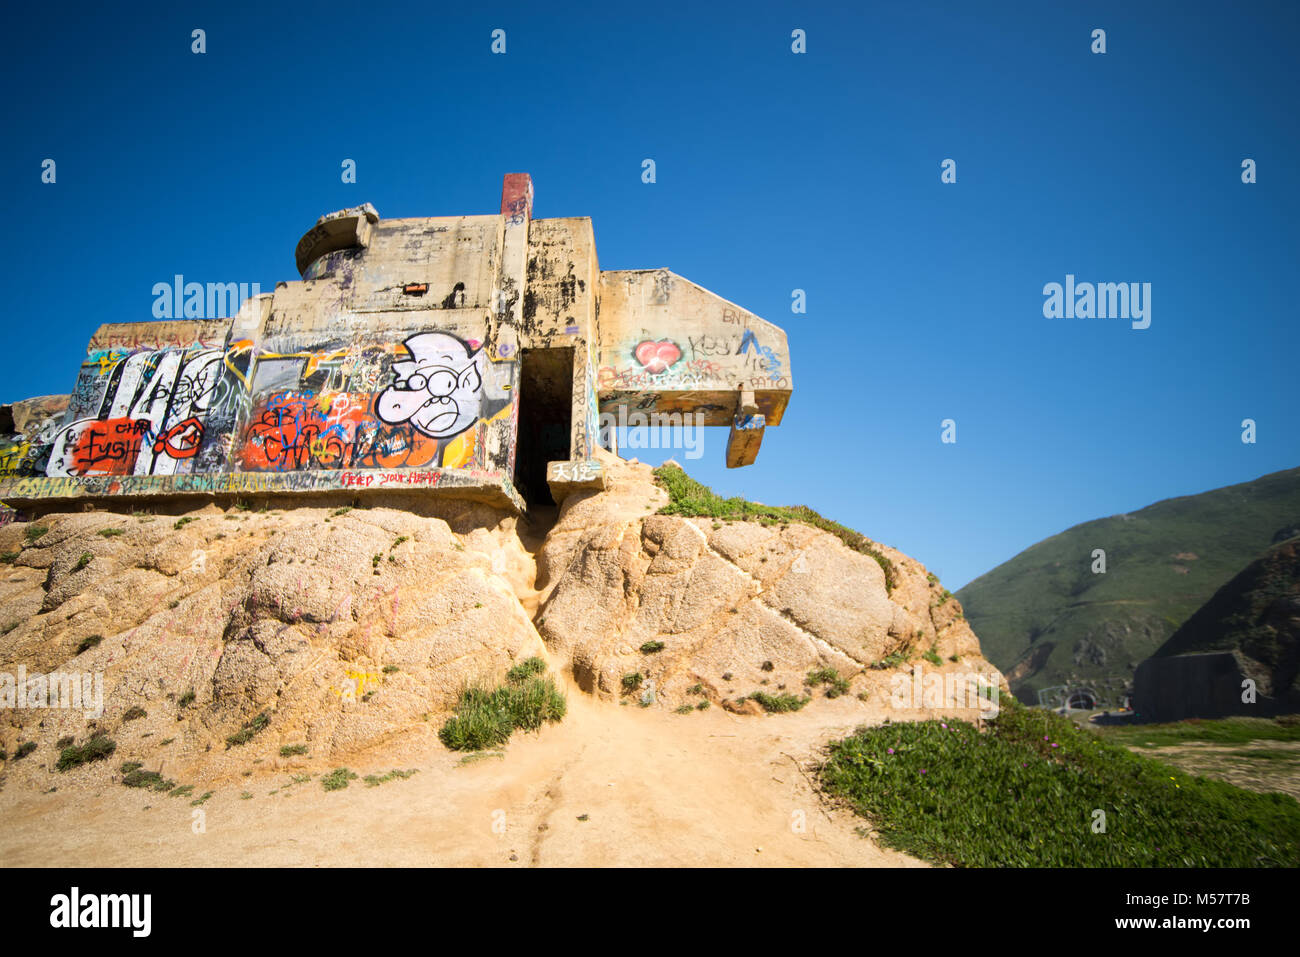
[377,333,485,439]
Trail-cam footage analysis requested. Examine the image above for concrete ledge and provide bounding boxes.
[0,466,525,514]
[547,459,606,501]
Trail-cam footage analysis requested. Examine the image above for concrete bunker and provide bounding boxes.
[0,175,793,516]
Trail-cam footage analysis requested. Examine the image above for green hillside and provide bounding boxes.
[955,467,1300,699]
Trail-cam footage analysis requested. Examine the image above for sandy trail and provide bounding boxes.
[0,679,926,867]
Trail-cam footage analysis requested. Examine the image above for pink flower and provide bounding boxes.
[941,723,948,729]
[919,769,927,774]
[1051,743,1059,748]
[887,748,895,754]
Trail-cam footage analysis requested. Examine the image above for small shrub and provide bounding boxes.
[72,552,92,572]
[687,683,704,695]
[621,673,643,692]
[173,517,196,530]
[56,736,74,748]
[750,691,810,713]
[391,536,409,549]
[122,706,147,722]
[98,528,124,538]
[807,667,851,698]
[922,648,943,667]
[190,791,214,806]
[178,688,196,709]
[439,677,567,752]
[382,665,399,674]
[24,525,49,543]
[76,634,103,655]
[279,744,308,757]
[225,711,270,748]
[332,507,352,516]
[675,704,694,714]
[363,769,418,787]
[15,741,37,760]
[761,660,774,672]
[321,768,358,791]
[169,784,194,798]
[0,551,20,564]
[56,736,117,771]
[640,641,665,654]
[121,764,174,791]
[872,652,910,670]
[506,657,546,683]
[696,700,710,710]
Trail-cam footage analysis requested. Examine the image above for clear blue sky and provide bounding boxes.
[5,1,1297,589]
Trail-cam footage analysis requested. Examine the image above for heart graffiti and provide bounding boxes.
[633,339,682,375]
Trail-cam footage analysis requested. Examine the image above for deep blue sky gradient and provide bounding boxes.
[4,1,1297,588]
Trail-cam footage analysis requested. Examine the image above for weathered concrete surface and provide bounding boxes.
[1,175,793,514]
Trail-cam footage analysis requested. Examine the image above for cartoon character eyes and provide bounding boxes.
[398,368,458,396]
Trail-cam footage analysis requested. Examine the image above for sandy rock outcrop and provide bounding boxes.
[536,454,998,709]
[0,502,542,786]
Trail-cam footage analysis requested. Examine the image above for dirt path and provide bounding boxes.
[0,682,926,867]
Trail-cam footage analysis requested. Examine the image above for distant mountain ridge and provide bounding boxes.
[955,467,1300,698]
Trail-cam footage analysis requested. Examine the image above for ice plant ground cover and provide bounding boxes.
[818,698,1300,867]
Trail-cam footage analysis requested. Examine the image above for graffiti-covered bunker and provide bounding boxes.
[0,175,793,513]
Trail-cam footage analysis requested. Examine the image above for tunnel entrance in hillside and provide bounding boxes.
[513,347,573,506]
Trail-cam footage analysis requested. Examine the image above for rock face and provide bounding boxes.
[536,453,999,710]
[0,501,543,784]
[0,451,1004,787]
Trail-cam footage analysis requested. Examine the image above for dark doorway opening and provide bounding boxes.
[514,347,573,506]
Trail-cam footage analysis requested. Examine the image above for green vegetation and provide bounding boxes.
[0,551,20,564]
[98,528,124,538]
[24,525,48,543]
[120,763,175,791]
[382,664,400,674]
[173,517,196,530]
[190,790,214,806]
[169,785,195,799]
[439,672,567,752]
[178,688,196,709]
[225,711,270,748]
[653,464,897,593]
[687,683,704,695]
[807,667,850,698]
[921,647,943,666]
[819,699,1300,867]
[332,507,352,516]
[640,640,666,654]
[321,768,358,791]
[72,552,92,572]
[56,735,117,771]
[391,536,409,549]
[363,769,418,787]
[621,672,643,692]
[955,465,1300,699]
[279,744,308,757]
[122,706,147,722]
[1095,716,1300,750]
[749,691,809,713]
[14,742,37,760]
[76,634,103,654]
[505,657,547,683]
[675,704,694,714]
[872,651,910,670]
